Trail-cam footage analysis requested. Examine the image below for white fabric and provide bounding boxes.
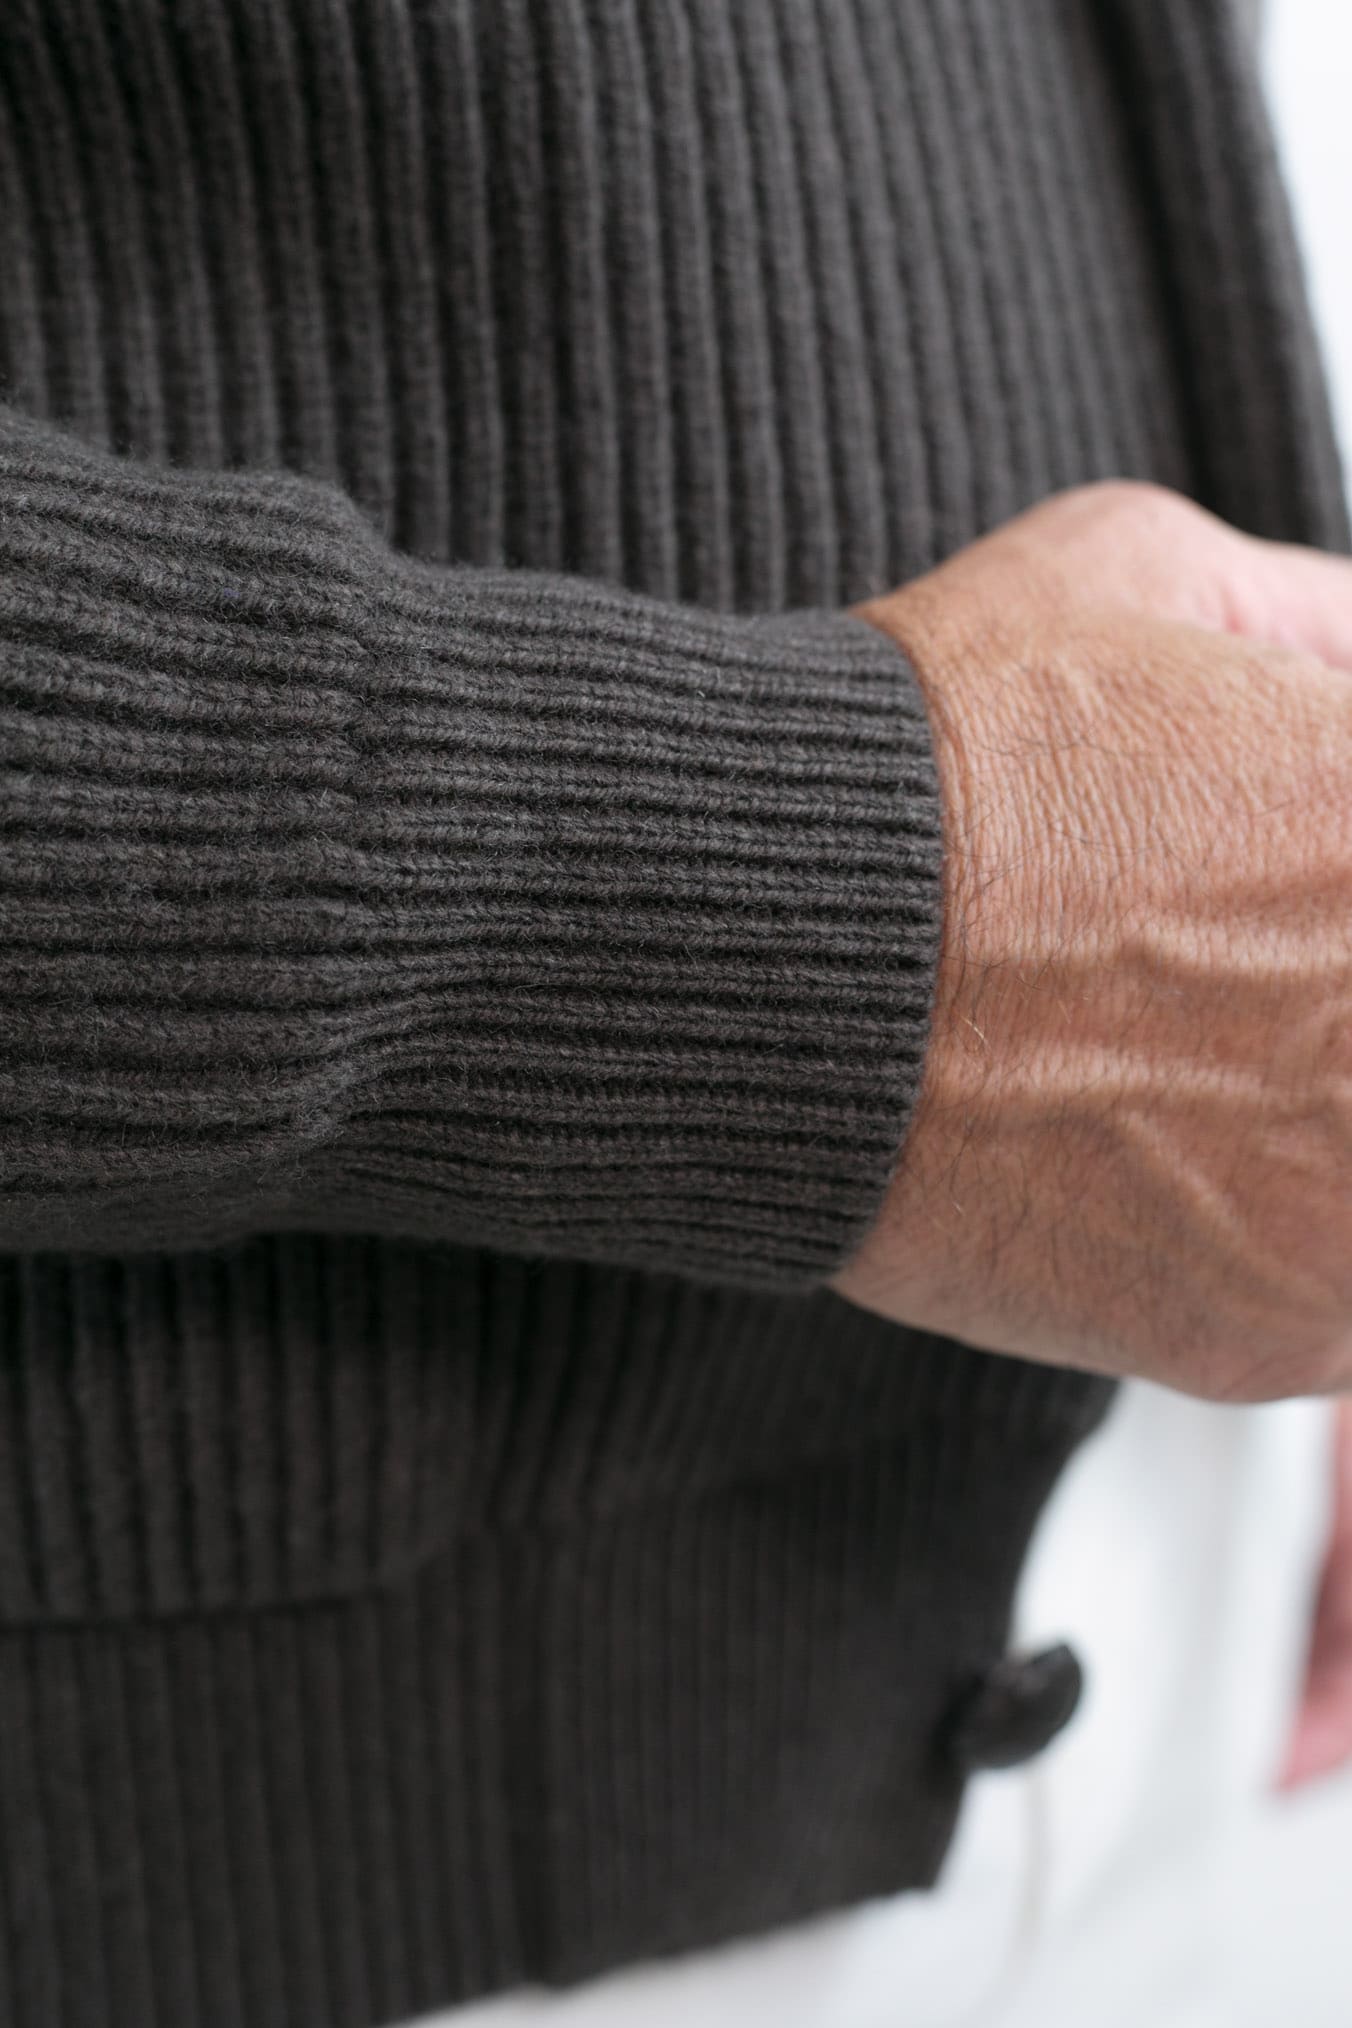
[408,1383,1335,2028]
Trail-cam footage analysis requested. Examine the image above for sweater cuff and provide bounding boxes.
[1,429,945,1280]
[347,563,946,1283]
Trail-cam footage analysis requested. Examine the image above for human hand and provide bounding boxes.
[835,482,1352,1404]
[1280,1400,1352,1790]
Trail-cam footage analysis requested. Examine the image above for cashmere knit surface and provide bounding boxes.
[0,4,1346,2026]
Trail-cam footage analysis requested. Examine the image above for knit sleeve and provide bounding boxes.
[0,407,945,1284]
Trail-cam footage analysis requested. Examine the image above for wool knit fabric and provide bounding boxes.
[0,4,1346,2026]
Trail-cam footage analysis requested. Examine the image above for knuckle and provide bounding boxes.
[1043,478,1214,575]
[1072,476,1192,528]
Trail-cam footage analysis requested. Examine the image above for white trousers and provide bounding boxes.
[408,1383,1339,2028]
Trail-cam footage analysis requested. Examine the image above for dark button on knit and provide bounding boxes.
[946,1643,1085,1772]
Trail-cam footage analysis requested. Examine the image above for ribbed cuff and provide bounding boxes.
[1,410,945,1282]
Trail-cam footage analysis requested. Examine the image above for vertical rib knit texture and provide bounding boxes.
[0,1406,1085,2028]
[5,0,1306,1280]
[0,5,1347,2027]
[0,411,942,1280]
[0,1237,1107,1625]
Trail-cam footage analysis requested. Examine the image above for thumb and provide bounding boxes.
[1278,1401,1352,1792]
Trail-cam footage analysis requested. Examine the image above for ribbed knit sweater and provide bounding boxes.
[0,4,1346,2025]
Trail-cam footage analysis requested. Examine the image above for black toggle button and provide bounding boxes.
[945,1642,1085,1772]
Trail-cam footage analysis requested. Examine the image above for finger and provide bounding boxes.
[1277,1556,1352,1791]
[1278,1645,1352,1790]
[1277,1401,1352,1790]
